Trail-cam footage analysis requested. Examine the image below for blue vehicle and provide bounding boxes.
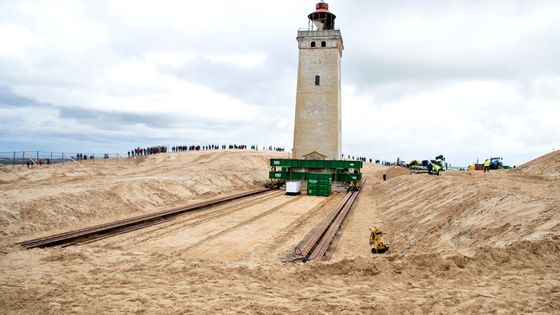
[490,157,503,169]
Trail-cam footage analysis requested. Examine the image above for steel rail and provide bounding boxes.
[307,183,363,260]
[295,179,366,262]
[18,187,274,249]
[294,191,354,256]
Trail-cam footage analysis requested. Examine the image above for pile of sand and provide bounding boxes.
[359,164,410,182]
[383,165,410,180]
[1,151,559,313]
[515,150,560,180]
[0,151,285,242]
[334,164,560,259]
[0,238,557,313]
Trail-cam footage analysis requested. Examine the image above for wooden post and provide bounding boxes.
[62,153,65,165]
[36,151,39,162]
[13,152,16,169]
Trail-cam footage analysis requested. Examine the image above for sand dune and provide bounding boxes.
[515,150,560,180]
[0,151,286,242]
[0,150,558,314]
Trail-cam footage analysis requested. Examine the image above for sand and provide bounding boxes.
[0,151,288,243]
[1,150,559,314]
[515,150,560,180]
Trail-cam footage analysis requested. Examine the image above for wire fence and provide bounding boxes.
[0,146,385,171]
[0,146,290,170]
[0,151,129,168]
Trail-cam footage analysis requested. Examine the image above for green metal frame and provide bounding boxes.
[269,171,362,182]
[268,159,362,185]
[270,159,363,169]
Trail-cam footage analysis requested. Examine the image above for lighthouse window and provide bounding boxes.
[321,41,326,47]
[311,41,316,48]
[315,75,320,86]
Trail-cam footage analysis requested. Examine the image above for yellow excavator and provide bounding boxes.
[369,227,389,254]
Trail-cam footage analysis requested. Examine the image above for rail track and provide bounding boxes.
[294,180,366,262]
[92,189,284,247]
[18,187,274,249]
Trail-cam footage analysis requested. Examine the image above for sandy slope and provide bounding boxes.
[515,150,560,180]
[0,150,287,243]
[1,150,559,314]
[334,164,560,259]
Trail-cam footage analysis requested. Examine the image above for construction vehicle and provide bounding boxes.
[347,180,361,192]
[489,157,503,169]
[408,160,429,173]
[428,161,442,175]
[265,179,285,189]
[434,155,448,171]
[369,227,389,254]
[408,155,447,174]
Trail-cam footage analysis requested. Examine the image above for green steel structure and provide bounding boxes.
[269,171,362,182]
[270,159,363,169]
[268,159,363,193]
[307,173,333,197]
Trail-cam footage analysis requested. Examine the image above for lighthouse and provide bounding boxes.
[292,1,343,160]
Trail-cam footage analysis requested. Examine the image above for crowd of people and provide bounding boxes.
[171,144,286,152]
[26,160,49,168]
[172,144,248,152]
[74,153,94,161]
[127,146,377,163]
[18,147,381,169]
[343,155,400,166]
[126,144,286,157]
[342,154,378,164]
[267,146,286,152]
[128,146,168,157]
[59,150,379,165]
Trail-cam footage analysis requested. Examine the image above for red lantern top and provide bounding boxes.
[314,1,330,13]
[308,1,336,30]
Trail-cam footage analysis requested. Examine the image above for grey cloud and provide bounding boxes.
[0,86,169,130]
[57,107,176,130]
[0,86,271,153]
[0,0,559,165]
[0,86,40,107]
[344,55,517,88]
[161,56,295,107]
[337,1,560,90]
[58,106,244,131]
[0,85,238,131]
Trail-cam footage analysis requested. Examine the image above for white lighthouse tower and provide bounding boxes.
[292,1,343,160]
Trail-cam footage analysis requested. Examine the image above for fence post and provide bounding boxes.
[50,152,52,165]
[13,152,16,169]
[37,151,39,162]
[117,153,119,165]
[62,153,65,165]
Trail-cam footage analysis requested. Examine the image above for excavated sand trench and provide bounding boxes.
[1,150,559,314]
[89,191,344,262]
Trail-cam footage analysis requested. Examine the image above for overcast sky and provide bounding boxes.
[1,0,559,166]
